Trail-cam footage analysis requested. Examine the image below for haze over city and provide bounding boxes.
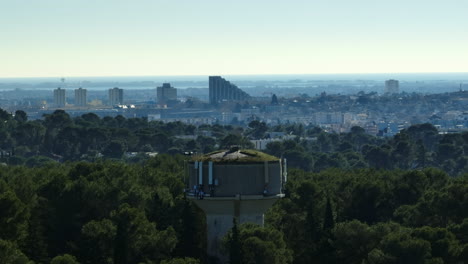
[1,0,467,78]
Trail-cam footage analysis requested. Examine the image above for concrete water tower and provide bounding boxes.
[187,148,287,261]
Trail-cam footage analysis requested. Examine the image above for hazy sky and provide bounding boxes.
[1,0,467,77]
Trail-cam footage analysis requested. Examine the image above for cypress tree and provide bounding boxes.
[180,199,198,258]
[113,220,128,264]
[229,218,242,264]
[323,197,335,230]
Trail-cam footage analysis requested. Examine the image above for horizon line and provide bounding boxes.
[1,71,468,79]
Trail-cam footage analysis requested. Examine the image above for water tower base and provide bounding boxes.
[190,194,284,262]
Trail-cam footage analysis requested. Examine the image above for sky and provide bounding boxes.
[1,0,467,78]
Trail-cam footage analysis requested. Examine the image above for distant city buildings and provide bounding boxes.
[209,76,250,104]
[74,87,87,106]
[108,87,123,105]
[312,112,345,125]
[53,87,66,108]
[385,79,399,94]
[157,83,177,104]
[3,76,468,134]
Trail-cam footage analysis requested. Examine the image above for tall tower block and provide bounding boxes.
[53,87,66,108]
[187,148,286,261]
[209,76,250,105]
[108,87,124,105]
[74,87,87,106]
[384,79,399,94]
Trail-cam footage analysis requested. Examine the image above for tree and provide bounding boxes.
[25,155,57,167]
[103,140,126,159]
[13,121,46,148]
[0,108,12,121]
[152,133,172,152]
[81,112,100,124]
[14,110,27,123]
[377,232,432,264]
[405,123,439,151]
[43,110,72,129]
[114,115,126,128]
[247,120,268,139]
[50,254,80,264]
[350,126,365,135]
[196,136,216,153]
[0,189,29,243]
[437,143,462,162]
[283,149,313,171]
[0,239,32,264]
[343,180,383,224]
[317,133,332,152]
[223,223,292,264]
[112,204,178,264]
[265,141,283,157]
[411,226,462,262]
[323,197,335,230]
[81,219,116,264]
[229,218,242,264]
[332,221,395,264]
[23,197,49,264]
[160,258,200,264]
[175,200,205,260]
[363,145,392,169]
[220,134,253,149]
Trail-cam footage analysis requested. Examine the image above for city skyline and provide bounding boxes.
[1,0,467,78]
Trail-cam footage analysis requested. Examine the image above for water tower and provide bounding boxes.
[187,148,287,261]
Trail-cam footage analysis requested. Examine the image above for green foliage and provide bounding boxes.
[323,197,335,230]
[112,203,178,264]
[223,223,293,264]
[0,156,200,263]
[0,106,467,175]
[332,221,390,263]
[247,120,268,139]
[0,239,33,264]
[103,140,126,158]
[266,167,468,264]
[174,199,206,261]
[160,257,200,264]
[0,189,29,243]
[81,219,116,264]
[228,218,242,264]
[0,110,467,264]
[0,154,466,264]
[219,134,253,149]
[50,254,80,264]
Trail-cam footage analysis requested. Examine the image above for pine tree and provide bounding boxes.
[323,197,335,231]
[229,218,242,264]
[179,199,198,258]
[23,198,49,264]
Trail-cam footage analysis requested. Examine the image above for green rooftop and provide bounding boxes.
[192,148,279,163]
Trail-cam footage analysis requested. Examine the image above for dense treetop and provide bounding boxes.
[1,109,467,176]
[0,108,467,263]
[1,157,467,263]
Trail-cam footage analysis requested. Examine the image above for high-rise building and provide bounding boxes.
[108,87,123,105]
[209,76,250,104]
[53,87,66,108]
[156,83,177,104]
[74,87,87,106]
[385,79,399,94]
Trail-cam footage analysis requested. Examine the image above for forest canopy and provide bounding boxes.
[0,109,467,263]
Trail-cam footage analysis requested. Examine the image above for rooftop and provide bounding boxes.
[192,148,278,163]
